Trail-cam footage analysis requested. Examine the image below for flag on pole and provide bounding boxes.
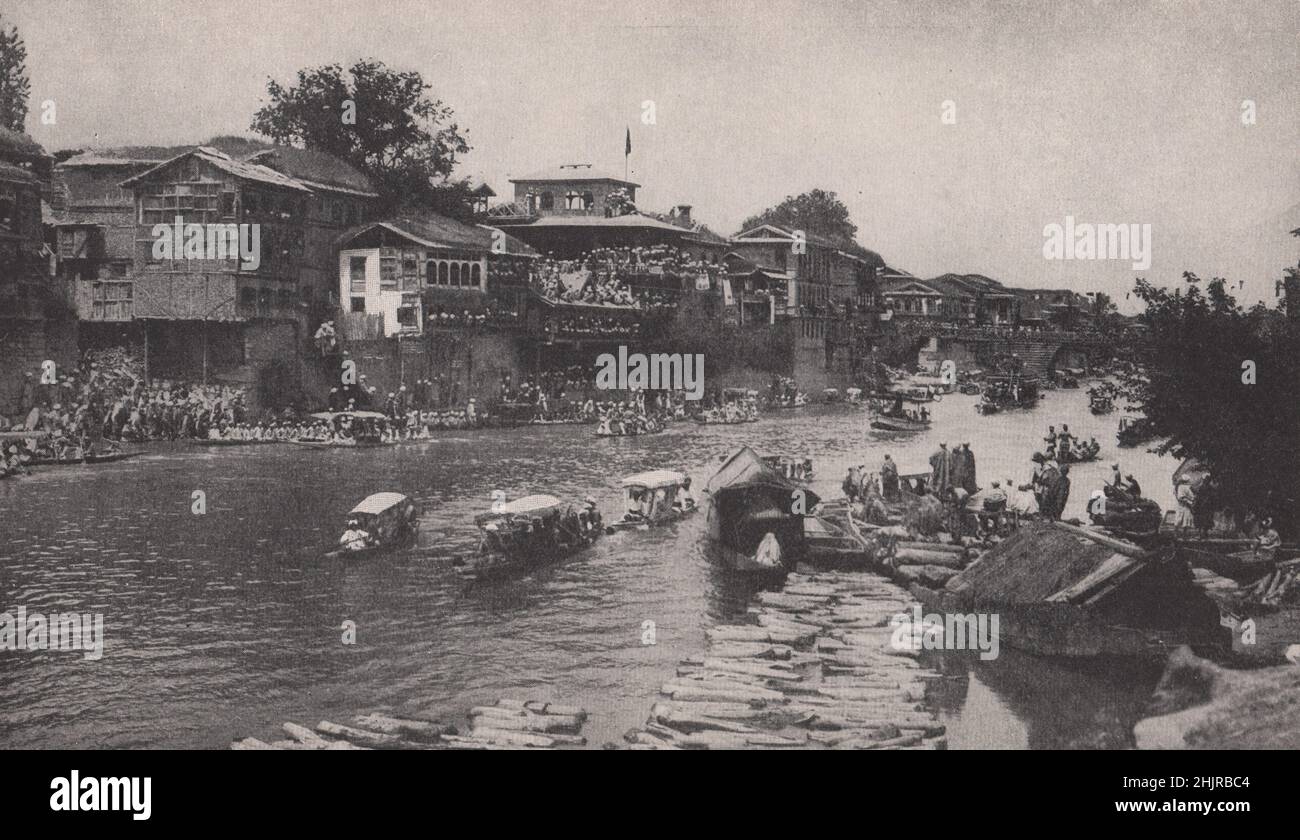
[625,127,632,156]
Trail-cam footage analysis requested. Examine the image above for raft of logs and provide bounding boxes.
[230,700,589,750]
[622,571,949,749]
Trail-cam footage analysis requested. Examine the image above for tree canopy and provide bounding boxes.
[0,14,30,132]
[1127,254,1299,535]
[250,59,471,215]
[739,189,874,258]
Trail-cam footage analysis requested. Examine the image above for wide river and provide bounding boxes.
[0,386,1179,749]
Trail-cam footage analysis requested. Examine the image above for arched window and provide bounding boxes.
[450,263,461,286]
[426,261,437,285]
[471,264,482,287]
[438,262,449,284]
[539,192,554,210]
[565,192,581,210]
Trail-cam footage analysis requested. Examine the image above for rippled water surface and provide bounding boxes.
[0,387,1178,748]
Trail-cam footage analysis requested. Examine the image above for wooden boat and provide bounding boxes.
[703,447,820,574]
[1117,415,1157,448]
[453,494,601,580]
[594,420,665,437]
[188,437,283,446]
[1089,396,1114,415]
[325,492,419,559]
[975,372,1041,414]
[28,450,142,466]
[911,521,1224,658]
[869,396,931,432]
[606,470,697,532]
[291,438,393,448]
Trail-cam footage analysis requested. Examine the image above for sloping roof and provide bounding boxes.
[731,223,884,267]
[943,521,1147,605]
[59,137,273,168]
[497,494,563,515]
[622,469,687,489]
[510,164,639,187]
[522,213,690,232]
[706,447,819,507]
[120,147,312,192]
[245,147,377,197]
[339,213,539,256]
[350,492,410,515]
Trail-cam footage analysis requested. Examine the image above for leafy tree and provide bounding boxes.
[0,15,30,132]
[250,59,471,213]
[740,189,874,259]
[1127,253,1300,535]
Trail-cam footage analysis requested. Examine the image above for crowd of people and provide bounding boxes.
[544,313,639,337]
[0,351,260,465]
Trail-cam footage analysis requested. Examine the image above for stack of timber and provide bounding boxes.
[622,571,948,750]
[231,700,588,750]
[836,505,977,589]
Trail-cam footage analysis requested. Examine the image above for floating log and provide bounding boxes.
[469,706,583,733]
[893,564,959,586]
[352,714,452,741]
[231,737,276,750]
[315,720,432,750]
[651,703,759,734]
[283,722,331,748]
[1050,521,1145,557]
[896,541,966,555]
[894,549,966,569]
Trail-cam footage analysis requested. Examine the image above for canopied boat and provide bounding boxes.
[607,470,697,531]
[975,372,1041,414]
[704,447,820,573]
[454,494,601,580]
[326,492,419,559]
[869,395,932,432]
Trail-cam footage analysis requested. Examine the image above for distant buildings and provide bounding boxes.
[881,272,1090,329]
[487,163,728,259]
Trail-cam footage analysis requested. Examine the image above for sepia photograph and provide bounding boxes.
[0,0,1297,808]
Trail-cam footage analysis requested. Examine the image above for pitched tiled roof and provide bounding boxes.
[119,147,312,192]
[338,212,539,256]
[732,223,885,267]
[244,147,377,197]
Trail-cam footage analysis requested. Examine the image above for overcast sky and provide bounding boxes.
[8,0,1297,310]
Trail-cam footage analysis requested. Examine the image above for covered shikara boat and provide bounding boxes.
[704,447,820,574]
[869,395,931,432]
[975,372,1041,414]
[607,470,697,532]
[326,492,419,559]
[910,521,1223,658]
[453,494,601,580]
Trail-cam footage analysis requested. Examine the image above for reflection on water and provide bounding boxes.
[0,387,1177,748]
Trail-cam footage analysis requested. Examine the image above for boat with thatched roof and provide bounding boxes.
[908,521,1223,658]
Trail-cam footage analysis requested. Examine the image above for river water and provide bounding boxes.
[0,386,1179,749]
